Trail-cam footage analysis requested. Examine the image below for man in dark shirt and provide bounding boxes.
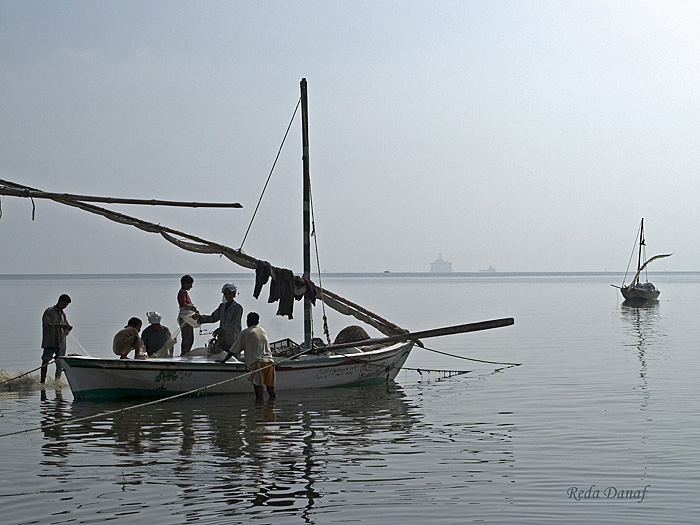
[41,294,72,383]
[141,311,173,356]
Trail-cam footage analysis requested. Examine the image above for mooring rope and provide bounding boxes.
[403,367,470,376]
[0,344,316,438]
[0,360,54,386]
[0,366,269,438]
[0,339,519,438]
[0,333,92,386]
[328,342,520,370]
[420,345,521,366]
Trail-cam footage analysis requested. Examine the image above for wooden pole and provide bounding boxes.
[0,183,242,208]
[320,317,515,352]
[301,78,313,350]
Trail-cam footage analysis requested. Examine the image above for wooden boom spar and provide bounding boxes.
[0,181,242,208]
[320,317,515,352]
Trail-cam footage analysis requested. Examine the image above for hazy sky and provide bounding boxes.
[1,0,698,274]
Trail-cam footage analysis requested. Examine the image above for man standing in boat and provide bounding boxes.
[219,312,276,399]
[177,275,199,356]
[195,283,243,355]
[40,294,73,384]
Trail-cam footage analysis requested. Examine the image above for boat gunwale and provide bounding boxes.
[60,341,414,372]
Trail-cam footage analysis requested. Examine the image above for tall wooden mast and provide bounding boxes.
[301,78,313,349]
[635,218,645,284]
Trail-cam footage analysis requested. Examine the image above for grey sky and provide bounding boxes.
[1,1,696,273]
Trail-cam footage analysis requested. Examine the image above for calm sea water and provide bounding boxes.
[1,272,700,524]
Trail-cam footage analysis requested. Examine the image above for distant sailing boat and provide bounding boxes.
[614,218,672,302]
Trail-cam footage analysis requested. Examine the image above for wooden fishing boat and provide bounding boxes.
[1,79,514,400]
[61,343,413,400]
[59,318,512,400]
[615,218,672,302]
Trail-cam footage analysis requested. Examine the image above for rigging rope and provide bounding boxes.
[309,185,331,344]
[622,220,643,286]
[239,97,301,251]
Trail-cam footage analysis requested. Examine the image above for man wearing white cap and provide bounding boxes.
[196,283,243,355]
[141,311,173,357]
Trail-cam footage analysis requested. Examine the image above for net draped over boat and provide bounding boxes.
[0,179,409,339]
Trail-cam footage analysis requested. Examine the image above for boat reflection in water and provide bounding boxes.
[619,300,664,412]
[33,380,516,521]
[37,385,419,516]
[620,299,662,356]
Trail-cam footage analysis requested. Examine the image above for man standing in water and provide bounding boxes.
[41,294,72,384]
[219,312,276,399]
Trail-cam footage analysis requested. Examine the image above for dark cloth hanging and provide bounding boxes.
[255,262,317,320]
[254,260,272,299]
[269,268,295,319]
[295,277,317,305]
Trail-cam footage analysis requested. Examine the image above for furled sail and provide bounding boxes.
[0,179,408,338]
[630,253,673,286]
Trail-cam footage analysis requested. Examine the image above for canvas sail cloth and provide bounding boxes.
[0,179,408,339]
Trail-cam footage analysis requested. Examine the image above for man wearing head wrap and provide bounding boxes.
[195,283,243,355]
[141,311,174,357]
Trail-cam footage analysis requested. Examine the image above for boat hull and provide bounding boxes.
[620,284,660,302]
[60,341,414,400]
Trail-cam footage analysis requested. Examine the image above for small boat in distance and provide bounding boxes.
[614,218,672,302]
[430,254,453,273]
[479,265,496,273]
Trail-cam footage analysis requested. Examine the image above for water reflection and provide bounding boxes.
[619,301,664,411]
[39,389,71,460]
[29,380,517,523]
[620,301,663,357]
[36,385,418,515]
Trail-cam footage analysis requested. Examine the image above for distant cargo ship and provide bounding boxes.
[430,254,453,273]
[479,265,496,273]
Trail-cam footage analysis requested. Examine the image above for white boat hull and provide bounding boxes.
[60,341,414,400]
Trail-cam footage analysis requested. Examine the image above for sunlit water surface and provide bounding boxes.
[1,272,699,523]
